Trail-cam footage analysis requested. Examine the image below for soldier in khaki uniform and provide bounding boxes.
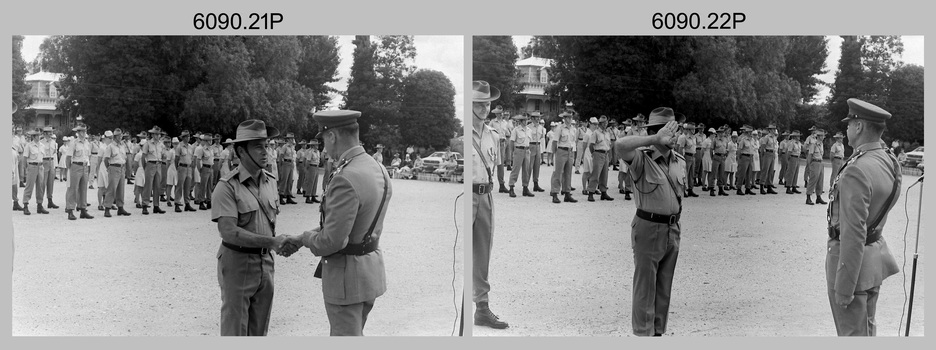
[615,107,685,336]
[759,124,780,194]
[289,109,392,336]
[140,126,167,215]
[102,129,132,217]
[829,132,846,189]
[508,114,533,198]
[586,115,614,202]
[826,98,901,336]
[528,112,546,192]
[39,127,60,209]
[676,123,698,197]
[277,133,298,205]
[784,131,804,194]
[65,124,94,220]
[21,130,50,215]
[549,111,579,203]
[805,129,827,205]
[212,119,296,336]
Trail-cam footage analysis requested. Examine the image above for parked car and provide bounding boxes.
[421,151,462,172]
[903,146,924,168]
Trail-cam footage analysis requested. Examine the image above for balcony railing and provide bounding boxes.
[27,97,63,110]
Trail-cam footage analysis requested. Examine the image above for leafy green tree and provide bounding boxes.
[297,36,341,111]
[885,64,923,144]
[861,36,904,105]
[12,35,32,125]
[826,36,865,130]
[399,69,457,150]
[472,36,521,112]
[783,36,829,103]
[521,36,561,60]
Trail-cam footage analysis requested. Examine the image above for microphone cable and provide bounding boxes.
[452,191,464,336]
[897,177,921,335]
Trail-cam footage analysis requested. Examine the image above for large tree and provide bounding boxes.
[826,36,865,131]
[885,64,924,144]
[472,36,521,112]
[12,35,32,125]
[399,69,457,150]
[783,36,829,103]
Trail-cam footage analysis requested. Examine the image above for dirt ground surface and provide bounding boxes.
[473,161,925,336]
[12,175,465,336]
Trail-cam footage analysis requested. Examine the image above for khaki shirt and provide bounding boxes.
[589,128,612,151]
[142,140,163,162]
[830,142,845,159]
[713,137,728,154]
[807,138,824,160]
[626,147,686,215]
[739,136,756,155]
[511,125,532,148]
[68,138,92,163]
[778,139,789,155]
[677,133,696,155]
[176,144,194,164]
[102,141,127,165]
[472,124,498,184]
[195,144,214,166]
[23,141,46,163]
[760,135,777,151]
[40,138,57,160]
[554,124,577,148]
[211,165,280,239]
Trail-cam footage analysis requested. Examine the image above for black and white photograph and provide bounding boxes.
[470,35,924,336]
[11,35,465,336]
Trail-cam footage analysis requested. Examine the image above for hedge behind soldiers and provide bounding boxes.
[614,107,685,336]
[825,98,901,336]
[291,110,392,336]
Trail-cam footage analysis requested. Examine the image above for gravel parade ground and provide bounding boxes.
[12,175,465,336]
[474,161,925,336]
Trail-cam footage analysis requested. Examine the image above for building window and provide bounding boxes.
[43,115,50,126]
[49,83,58,98]
[534,100,541,111]
[540,69,548,84]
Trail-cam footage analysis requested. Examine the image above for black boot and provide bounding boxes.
[600,191,614,201]
[198,202,207,210]
[509,186,517,198]
[311,195,321,203]
[736,189,745,196]
[104,208,112,217]
[718,187,729,196]
[709,187,716,196]
[305,197,314,204]
[687,188,699,197]
[805,195,814,205]
[80,209,94,219]
[67,209,76,220]
[745,188,756,195]
[286,196,298,204]
[142,206,150,215]
[625,191,632,201]
[760,187,767,195]
[23,204,30,215]
[185,203,197,212]
[13,200,22,211]
[815,195,827,205]
[767,187,779,194]
[98,205,105,211]
[498,183,509,193]
[588,192,595,202]
[37,203,49,214]
[786,187,793,194]
[792,187,802,194]
[474,304,509,329]
[206,201,212,210]
[619,188,626,194]
[522,186,534,197]
[533,183,545,192]
[117,207,132,216]
[279,196,286,205]
[153,205,166,214]
[160,194,167,202]
[175,204,182,212]
[563,192,578,203]
[551,193,561,204]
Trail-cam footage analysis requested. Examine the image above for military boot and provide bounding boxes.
[474,304,509,329]
[185,203,197,212]
[117,207,132,216]
[142,206,150,215]
[67,209,76,220]
[522,186,534,197]
[815,195,827,205]
[104,208,112,217]
[563,192,578,203]
[625,191,632,200]
[805,195,814,205]
[587,192,595,202]
[498,183,509,193]
[600,191,614,201]
[13,200,22,211]
[37,203,49,214]
[718,187,729,196]
[22,204,31,215]
[551,193,561,204]
[153,205,166,214]
[79,209,94,219]
[509,186,517,198]
[533,182,545,192]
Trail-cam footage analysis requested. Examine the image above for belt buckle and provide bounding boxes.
[669,215,678,225]
[260,248,269,255]
[477,183,488,194]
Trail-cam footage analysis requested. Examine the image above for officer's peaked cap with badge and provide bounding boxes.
[843,98,892,123]
[472,81,500,102]
[312,109,361,138]
[228,119,280,143]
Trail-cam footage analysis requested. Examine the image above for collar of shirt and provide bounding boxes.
[337,145,366,164]
[237,162,268,185]
[854,141,884,153]
[648,147,674,164]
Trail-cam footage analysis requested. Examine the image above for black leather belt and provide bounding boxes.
[283,159,293,162]
[72,162,86,166]
[222,241,269,255]
[203,164,212,168]
[473,183,493,195]
[337,239,379,256]
[109,163,124,167]
[765,149,775,153]
[684,152,695,156]
[696,147,702,150]
[593,150,607,153]
[740,154,752,157]
[515,146,528,149]
[91,152,98,155]
[28,162,41,165]
[833,156,843,159]
[161,161,168,164]
[829,227,881,246]
[558,146,571,151]
[43,157,54,160]
[147,160,159,164]
[529,142,540,145]
[714,153,725,156]
[636,209,680,225]
[178,163,189,167]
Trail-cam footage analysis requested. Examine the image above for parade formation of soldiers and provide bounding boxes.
[12,123,331,220]
[482,106,849,208]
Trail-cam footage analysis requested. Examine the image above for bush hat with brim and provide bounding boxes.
[472,81,500,102]
[228,119,280,143]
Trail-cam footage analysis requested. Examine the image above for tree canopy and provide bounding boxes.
[472,36,521,111]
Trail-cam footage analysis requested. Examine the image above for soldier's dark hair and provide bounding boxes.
[863,120,887,135]
[331,123,359,138]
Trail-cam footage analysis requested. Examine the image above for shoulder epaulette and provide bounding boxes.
[220,166,239,182]
[263,169,277,180]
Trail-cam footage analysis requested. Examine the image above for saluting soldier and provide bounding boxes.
[614,107,686,336]
[65,124,94,220]
[468,81,509,329]
[291,109,393,336]
[825,98,901,336]
[508,114,533,198]
[21,129,49,215]
[211,119,296,336]
[549,111,578,203]
[40,127,59,209]
[528,112,546,192]
[829,132,846,189]
[805,129,827,205]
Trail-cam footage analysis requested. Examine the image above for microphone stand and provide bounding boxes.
[905,174,923,336]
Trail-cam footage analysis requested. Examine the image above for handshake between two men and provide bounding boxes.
[271,227,322,258]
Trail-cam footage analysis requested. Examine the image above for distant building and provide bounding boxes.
[22,72,69,131]
[516,56,563,118]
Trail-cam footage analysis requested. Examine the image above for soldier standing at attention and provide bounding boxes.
[825,98,901,336]
[20,129,49,215]
[489,107,510,193]
[725,131,739,191]
[829,132,846,190]
[88,134,101,189]
[805,129,828,205]
[195,134,215,210]
[692,122,705,187]
[586,115,614,202]
[65,124,94,220]
[508,114,533,198]
[784,131,803,194]
[709,126,729,196]
[140,127,167,215]
[778,131,790,186]
[277,133,298,205]
[676,123,698,197]
[305,139,323,204]
[614,107,685,336]
[549,111,578,204]
[295,140,307,196]
[40,127,59,209]
[528,112,546,192]
[14,126,27,188]
[759,124,780,194]
[174,131,197,212]
[735,125,757,196]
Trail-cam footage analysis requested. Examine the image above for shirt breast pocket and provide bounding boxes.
[235,196,259,229]
[635,167,664,194]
